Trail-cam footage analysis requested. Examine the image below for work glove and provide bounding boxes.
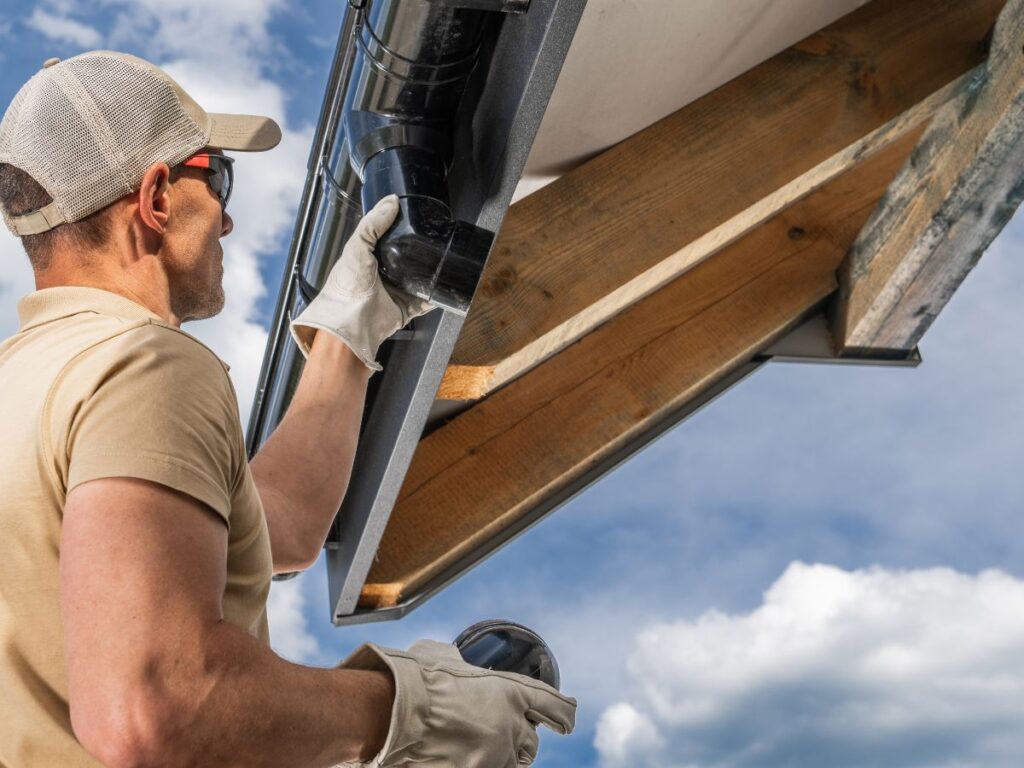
[334,639,577,767]
[290,194,436,371]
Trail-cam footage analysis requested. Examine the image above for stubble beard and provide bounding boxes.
[174,253,225,323]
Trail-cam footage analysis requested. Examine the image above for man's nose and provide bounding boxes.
[221,210,234,237]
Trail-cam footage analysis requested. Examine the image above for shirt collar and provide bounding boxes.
[17,286,167,331]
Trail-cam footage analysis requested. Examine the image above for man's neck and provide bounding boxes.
[34,257,181,327]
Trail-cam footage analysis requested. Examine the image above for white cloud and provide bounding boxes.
[266,569,321,663]
[25,9,103,48]
[595,563,1024,768]
[0,234,36,338]
[102,0,284,69]
[595,703,663,766]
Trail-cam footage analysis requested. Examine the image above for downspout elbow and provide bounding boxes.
[345,109,494,315]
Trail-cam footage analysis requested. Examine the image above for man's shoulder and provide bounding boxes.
[74,318,232,381]
[44,319,238,420]
[127,319,231,376]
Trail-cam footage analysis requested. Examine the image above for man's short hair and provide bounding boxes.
[0,163,183,272]
[0,164,113,271]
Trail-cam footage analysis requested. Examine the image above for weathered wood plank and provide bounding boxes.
[438,0,1002,401]
[834,0,1024,353]
[361,130,922,609]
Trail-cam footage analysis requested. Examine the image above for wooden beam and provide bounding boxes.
[438,0,1002,401]
[360,130,922,610]
[834,0,1024,353]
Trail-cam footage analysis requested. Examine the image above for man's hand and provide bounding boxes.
[336,639,577,767]
[290,194,436,371]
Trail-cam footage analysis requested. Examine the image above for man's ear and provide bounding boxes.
[137,163,171,233]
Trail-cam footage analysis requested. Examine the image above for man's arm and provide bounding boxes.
[249,330,370,573]
[247,196,433,573]
[61,476,393,768]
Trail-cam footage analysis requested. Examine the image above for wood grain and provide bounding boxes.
[834,0,1024,353]
[438,0,1003,400]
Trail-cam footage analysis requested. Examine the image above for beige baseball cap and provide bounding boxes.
[0,50,282,237]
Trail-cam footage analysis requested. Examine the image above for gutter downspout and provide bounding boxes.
[248,0,587,616]
[247,0,514,458]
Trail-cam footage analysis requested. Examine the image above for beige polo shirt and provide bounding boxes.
[0,286,273,767]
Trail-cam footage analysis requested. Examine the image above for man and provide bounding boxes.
[0,51,575,767]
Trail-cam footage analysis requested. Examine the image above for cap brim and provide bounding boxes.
[207,113,282,152]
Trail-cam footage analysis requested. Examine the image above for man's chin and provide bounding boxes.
[198,289,226,321]
[177,285,225,323]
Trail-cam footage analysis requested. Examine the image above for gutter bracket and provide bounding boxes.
[756,314,922,367]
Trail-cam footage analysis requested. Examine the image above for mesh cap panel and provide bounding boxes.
[0,52,207,230]
[66,54,207,217]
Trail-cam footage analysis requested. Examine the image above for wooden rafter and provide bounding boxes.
[833,0,1024,354]
[438,0,1003,400]
[360,131,922,609]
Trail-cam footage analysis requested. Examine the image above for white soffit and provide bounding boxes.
[512,0,872,203]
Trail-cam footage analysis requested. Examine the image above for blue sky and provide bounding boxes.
[3,2,1024,766]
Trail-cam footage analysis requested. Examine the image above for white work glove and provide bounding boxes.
[290,194,436,371]
[334,639,577,767]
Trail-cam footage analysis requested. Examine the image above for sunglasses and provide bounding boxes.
[181,152,234,209]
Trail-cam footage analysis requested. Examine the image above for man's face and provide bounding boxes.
[162,152,234,323]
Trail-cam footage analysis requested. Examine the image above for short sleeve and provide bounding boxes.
[50,323,243,526]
